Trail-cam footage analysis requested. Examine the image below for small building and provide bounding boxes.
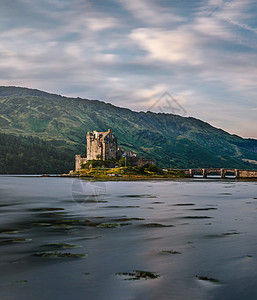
[135,157,156,167]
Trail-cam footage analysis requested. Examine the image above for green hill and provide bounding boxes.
[0,133,76,174]
[0,86,257,173]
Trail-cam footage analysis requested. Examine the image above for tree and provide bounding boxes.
[118,157,130,167]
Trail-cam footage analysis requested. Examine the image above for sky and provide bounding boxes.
[0,0,257,138]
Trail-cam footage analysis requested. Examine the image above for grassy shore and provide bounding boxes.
[63,166,187,179]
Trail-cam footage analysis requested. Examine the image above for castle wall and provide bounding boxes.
[104,134,117,160]
[86,129,117,161]
[75,155,87,171]
[87,132,103,160]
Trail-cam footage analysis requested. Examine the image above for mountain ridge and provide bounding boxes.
[0,85,257,172]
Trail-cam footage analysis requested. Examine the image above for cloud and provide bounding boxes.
[193,17,233,39]
[0,0,256,138]
[85,17,119,31]
[116,0,184,26]
[129,28,203,65]
[199,0,257,45]
[128,11,257,98]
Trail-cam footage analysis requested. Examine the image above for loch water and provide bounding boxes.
[0,176,257,300]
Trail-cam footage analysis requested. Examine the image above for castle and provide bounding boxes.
[87,129,117,161]
[75,129,155,171]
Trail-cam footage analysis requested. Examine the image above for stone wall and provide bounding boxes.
[87,129,117,161]
[238,170,257,178]
[103,138,117,160]
[136,157,156,167]
[75,155,87,171]
[87,132,103,160]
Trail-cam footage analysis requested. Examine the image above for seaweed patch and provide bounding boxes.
[141,223,174,227]
[119,194,157,198]
[11,238,32,243]
[34,252,87,258]
[96,223,120,228]
[116,270,160,280]
[105,206,140,209]
[183,216,213,219]
[159,250,181,254]
[174,203,195,206]
[1,230,19,234]
[192,208,217,211]
[30,207,65,212]
[12,280,28,284]
[196,275,221,284]
[116,218,145,222]
[47,243,81,249]
[205,232,241,238]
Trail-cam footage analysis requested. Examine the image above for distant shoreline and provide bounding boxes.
[61,175,187,180]
[1,174,257,181]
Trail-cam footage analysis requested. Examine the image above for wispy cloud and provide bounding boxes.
[199,0,257,48]
[115,0,184,26]
[129,28,204,64]
[0,0,256,138]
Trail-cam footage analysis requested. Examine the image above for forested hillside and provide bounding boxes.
[0,86,257,173]
[0,133,76,174]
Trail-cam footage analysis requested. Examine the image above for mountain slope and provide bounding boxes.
[0,133,75,174]
[0,86,257,171]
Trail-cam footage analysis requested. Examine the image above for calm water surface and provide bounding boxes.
[0,176,257,300]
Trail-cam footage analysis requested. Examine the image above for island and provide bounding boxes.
[66,129,185,179]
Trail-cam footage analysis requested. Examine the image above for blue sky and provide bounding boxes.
[1,0,257,138]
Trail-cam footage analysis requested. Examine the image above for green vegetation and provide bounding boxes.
[118,157,130,167]
[71,164,186,179]
[1,86,257,173]
[83,158,117,169]
[0,133,76,174]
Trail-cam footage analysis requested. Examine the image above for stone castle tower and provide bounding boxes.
[87,129,117,160]
[75,129,118,171]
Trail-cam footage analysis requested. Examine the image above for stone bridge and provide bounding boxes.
[183,168,257,178]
